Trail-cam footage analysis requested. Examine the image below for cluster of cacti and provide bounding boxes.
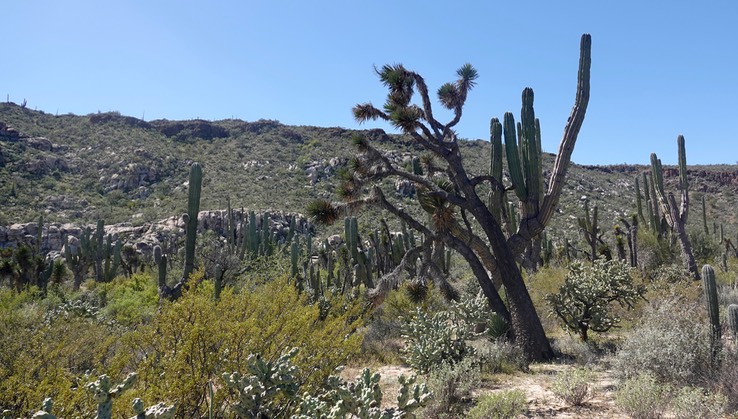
[130,399,176,419]
[650,136,699,279]
[618,215,639,268]
[91,219,122,283]
[222,348,300,417]
[64,227,93,290]
[26,385,176,419]
[221,347,429,418]
[577,200,603,262]
[296,216,424,300]
[86,373,138,419]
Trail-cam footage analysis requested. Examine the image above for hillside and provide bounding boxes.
[1,101,737,246]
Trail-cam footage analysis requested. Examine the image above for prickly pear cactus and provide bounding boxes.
[86,373,137,419]
[130,398,177,419]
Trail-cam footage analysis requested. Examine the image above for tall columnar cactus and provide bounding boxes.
[650,136,698,279]
[577,200,601,262]
[727,304,738,339]
[86,373,137,419]
[634,176,645,225]
[702,195,709,235]
[153,245,167,296]
[702,264,721,364]
[182,163,202,282]
[64,230,93,291]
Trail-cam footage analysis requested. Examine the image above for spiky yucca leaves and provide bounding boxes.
[405,280,430,304]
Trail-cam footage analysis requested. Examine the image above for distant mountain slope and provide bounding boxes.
[1,102,736,245]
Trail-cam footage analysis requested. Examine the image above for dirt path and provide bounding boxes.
[344,362,628,418]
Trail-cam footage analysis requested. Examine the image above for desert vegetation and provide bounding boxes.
[2,33,738,419]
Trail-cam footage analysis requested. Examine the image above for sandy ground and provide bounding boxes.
[342,362,629,418]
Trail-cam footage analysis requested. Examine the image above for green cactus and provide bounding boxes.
[153,245,167,296]
[702,195,709,235]
[577,201,601,262]
[131,399,177,419]
[650,136,698,279]
[64,229,93,291]
[701,264,721,365]
[86,373,137,419]
[182,163,202,282]
[728,304,738,340]
[214,264,223,301]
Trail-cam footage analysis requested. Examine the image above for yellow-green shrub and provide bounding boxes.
[0,288,121,417]
[113,276,365,418]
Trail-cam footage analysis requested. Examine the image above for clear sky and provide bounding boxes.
[4,1,737,165]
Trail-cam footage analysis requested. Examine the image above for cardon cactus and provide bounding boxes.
[702,264,721,363]
[728,304,738,339]
[86,373,138,419]
[182,163,202,282]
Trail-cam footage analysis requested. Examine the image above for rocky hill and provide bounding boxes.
[1,102,737,250]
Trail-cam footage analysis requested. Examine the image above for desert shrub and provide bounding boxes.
[615,373,669,419]
[0,288,121,417]
[421,356,480,418]
[652,263,692,283]
[617,373,669,418]
[361,284,446,363]
[709,346,738,413]
[113,276,365,418]
[550,367,595,406]
[470,340,528,374]
[546,259,645,341]
[670,386,727,419]
[613,297,711,384]
[468,389,527,419]
[689,230,721,264]
[638,229,678,277]
[551,335,599,366]
[93,273,158,326]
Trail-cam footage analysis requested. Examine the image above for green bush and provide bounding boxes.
[468,389,527,419]
[113,276,365,417]
[670,386,727,419]
[613,297,711,384]
[550,367,595,406]
[94,273,158,326]
[615,373,669,419]
[421,357,480,418]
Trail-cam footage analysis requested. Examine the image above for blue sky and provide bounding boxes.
[4,1,737,165]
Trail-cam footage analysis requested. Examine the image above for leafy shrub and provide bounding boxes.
[613,297,711,384]
[0,288,121,417]
[615,373,669,419]
[550,367,595,406]
[551,335,599,366]
[95,273,158,326]
[546,259,645,341]
[471,340,527,374]
[421,356,481,418]
[113,276,365,417]
[468,389,528,419]
[670,386,727,419]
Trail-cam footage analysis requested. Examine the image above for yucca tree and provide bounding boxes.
[309,34,591,361]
